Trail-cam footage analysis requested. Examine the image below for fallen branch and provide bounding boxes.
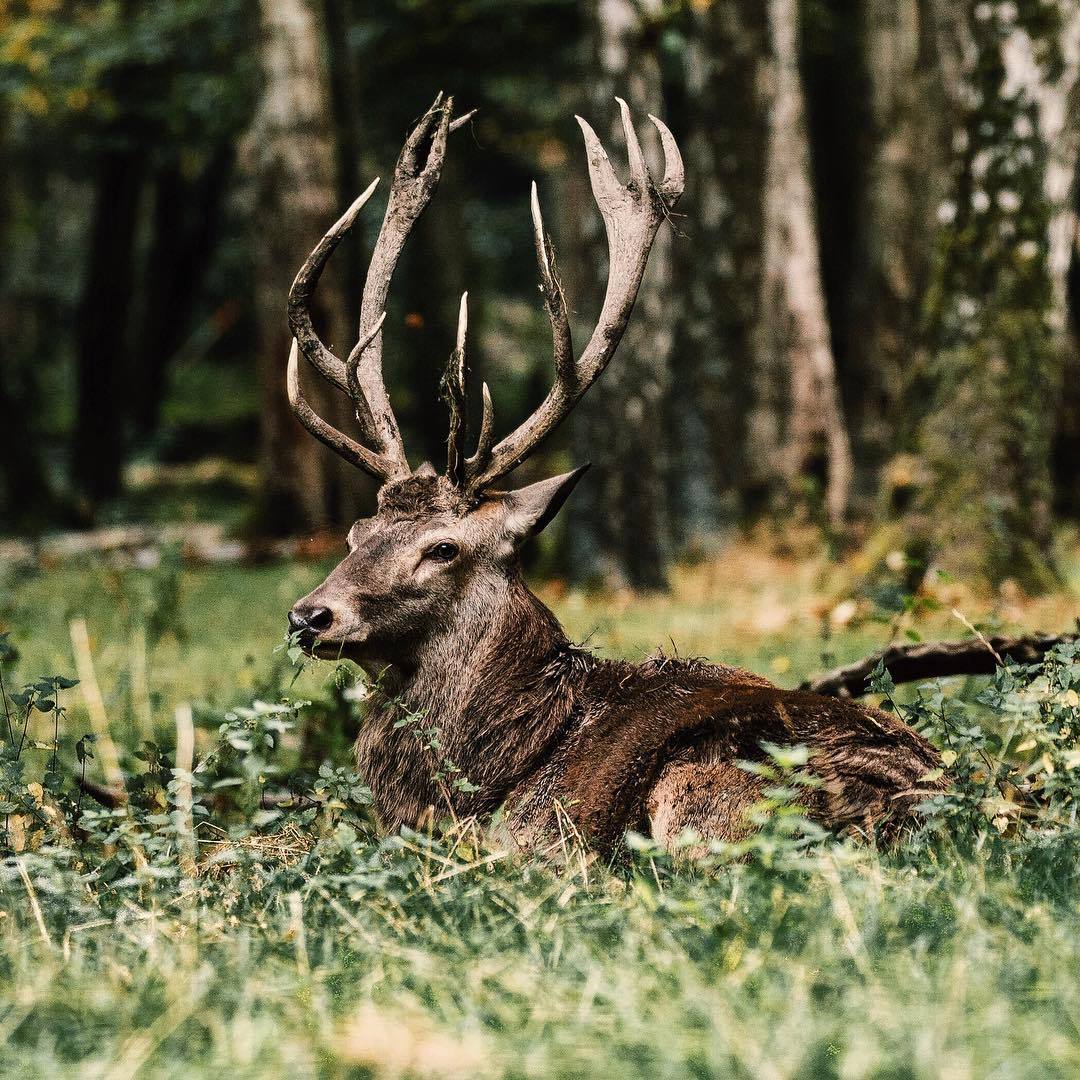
[77,777,127,809]
[801,630,1078,698]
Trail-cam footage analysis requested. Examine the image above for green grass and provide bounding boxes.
[0,549,894,738]
[1,549,1080,1077]
[4,828,1079,1078]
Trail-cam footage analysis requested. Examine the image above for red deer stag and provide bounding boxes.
[285,95,943,856]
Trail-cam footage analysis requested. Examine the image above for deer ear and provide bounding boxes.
[502,464,590,544]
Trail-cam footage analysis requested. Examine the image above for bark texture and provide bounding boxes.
[905,2,1080,591]
[247,0,363,532]
[753,0,853,528]
[802,631,1078,698]
[71,146,146,509]
[852,0,951,462]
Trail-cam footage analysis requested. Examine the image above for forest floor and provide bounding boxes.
[1,536,1079,1076]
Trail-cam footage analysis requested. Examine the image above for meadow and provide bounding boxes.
[1,541,1079,1078]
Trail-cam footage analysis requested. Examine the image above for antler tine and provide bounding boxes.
[287,339,405,480]
[450,109,478,133]
[465,381,495,476]
[615,97,648,189]
[574,114,623,206]
[288,177,381,396]
[464,102,682,493]
[529,181,574,382]
[356,94,457,466]
[647,114,685,201]
[443,293,469,486]
[345,310,387,441]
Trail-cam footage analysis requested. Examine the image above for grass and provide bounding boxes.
[1,538,1079,1077]
[6,535,1078,729]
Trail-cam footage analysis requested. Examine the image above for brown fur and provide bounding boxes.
[291,474,944,857]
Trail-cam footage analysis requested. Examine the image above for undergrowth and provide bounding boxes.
[1,624,1080,1076]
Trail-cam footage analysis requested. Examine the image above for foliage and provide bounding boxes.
[2,593,1080,1074]
[1,0,258,140]
[3,0,1079,592]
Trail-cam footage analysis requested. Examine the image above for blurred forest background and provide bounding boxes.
[3,0,1080,594]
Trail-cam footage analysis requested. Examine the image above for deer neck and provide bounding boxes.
[358,575,581,827]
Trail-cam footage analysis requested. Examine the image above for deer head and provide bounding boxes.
[286,94,683,670]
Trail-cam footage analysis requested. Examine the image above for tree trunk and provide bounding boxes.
[852,0,951,462]
[0,108,53,526]
[566,0,674,591]
[669,1,768,542]
[71,144,147,511]
[1041,10,1080,521]
[247,0,361,534]
[906,2,1080,591]
[753,0,853,529]
[132,145,234,438]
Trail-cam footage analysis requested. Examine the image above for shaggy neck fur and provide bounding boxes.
[356,574,584,830]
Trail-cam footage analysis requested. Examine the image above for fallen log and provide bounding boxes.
[77,777,127,809]
[801,630,1078,698]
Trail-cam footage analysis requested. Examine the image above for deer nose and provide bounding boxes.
[288,605,335,634]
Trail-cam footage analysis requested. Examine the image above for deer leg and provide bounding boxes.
[647,758,766,852]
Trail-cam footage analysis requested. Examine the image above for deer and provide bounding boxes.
[284,94,944,857]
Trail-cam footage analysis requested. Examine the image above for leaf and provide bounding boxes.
[868,658,895,694]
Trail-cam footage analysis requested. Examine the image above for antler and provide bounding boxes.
[286,93,474,483]
[462,98,683,494]
[286,96,680,495]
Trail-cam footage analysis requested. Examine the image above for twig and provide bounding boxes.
[76,779,315,812]
[0,661,14,746]
[800,630,1078,697]
[950,609,1003,665]
[16,858,52,949]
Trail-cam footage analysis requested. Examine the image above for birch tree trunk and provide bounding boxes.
[247,0,359,532]
[754,0,853,528]
[566,0,675,591]
[905,1,1080,591]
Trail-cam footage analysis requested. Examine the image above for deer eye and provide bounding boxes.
[425,542,460,563]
